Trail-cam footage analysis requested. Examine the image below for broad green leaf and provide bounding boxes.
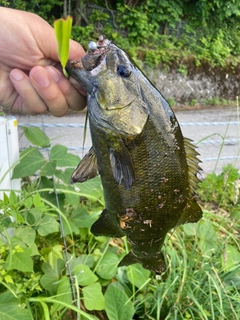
[40,259,65,295]
[41,245,63,269]
[54,16,72,76]
[12,147,46,179]
[37,215,59,236]
[22,126,50,147]
[69,255,95,271]
[96,252,119,279]
[33,193,45,208]
[222,244,240,272]
[126,263,151,288]
[59,185,80,207]
[55,167,76,184]
[0,303,33,320]
[0,291,18,304]
[197,220,216,241]
[9,191,19,205]
[75,177,104,203]
[29,243,40,256]
[62,208,98,235]
[6,247,33,272]
[74,264,98,286]
[14,227,36,247]
[76,208,99,228]
[82,283,105,311]
[183,223,197,236]
[51,276,72,313]
[22,209,42,225]
[105,282,134,320]
[50,145,80,167]
[40,160,57,176]
[24,196,33,209]
[197,220,218,257]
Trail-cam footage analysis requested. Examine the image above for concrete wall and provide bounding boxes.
[146,63,240,106]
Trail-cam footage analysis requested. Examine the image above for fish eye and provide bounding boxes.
[117,65,131,77]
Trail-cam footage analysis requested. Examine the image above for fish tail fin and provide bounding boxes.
[118,251,166,274]
[91,209,125,238]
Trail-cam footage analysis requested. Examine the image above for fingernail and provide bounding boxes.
[32,68,50,87]
[11,69,23,81]
[46,66,60,82]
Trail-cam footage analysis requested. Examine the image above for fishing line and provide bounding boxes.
[40,114,77,306]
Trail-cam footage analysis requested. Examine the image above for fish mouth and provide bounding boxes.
[79,36,111,71]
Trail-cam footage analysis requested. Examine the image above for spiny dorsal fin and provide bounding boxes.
[184,137,202,194]
[178,137,203,225]
[71,147,99,183]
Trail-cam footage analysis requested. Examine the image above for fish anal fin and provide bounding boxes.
[91,209,125,238]
[110,140,134,190]
[118,251,166,273]
[178,199,202,225]
[71,147,98,183]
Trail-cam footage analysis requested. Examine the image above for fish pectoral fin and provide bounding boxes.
[71,147,99,183]
[177,199,203,225]
[118,251,166,273]
[91,209,125,237]
[110,140,134,190]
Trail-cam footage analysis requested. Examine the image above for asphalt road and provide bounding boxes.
[16,106,239,178]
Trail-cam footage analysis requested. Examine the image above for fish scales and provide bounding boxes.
[66,36,202,273]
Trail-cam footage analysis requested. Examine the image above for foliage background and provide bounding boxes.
[0,127,239,319]
[1,0,240,68]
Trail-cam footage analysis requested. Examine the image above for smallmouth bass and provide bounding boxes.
[66,36,202,273]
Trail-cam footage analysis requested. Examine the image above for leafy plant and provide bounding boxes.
[189,99,198,106]
[167,97,176,107]
[0,126,240,319]
[54,16,72,77]
[198,164,240,214]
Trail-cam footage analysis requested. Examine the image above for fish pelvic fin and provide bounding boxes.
[118,251,166,274]
[71,147,99,183]
[109,139,134,190]
[91,209,125,238]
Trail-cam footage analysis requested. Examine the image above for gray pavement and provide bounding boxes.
[15,106,240,178]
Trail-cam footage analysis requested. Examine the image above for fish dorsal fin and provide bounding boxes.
[71,147,99,183]
[177,137,203,225]
[184,137,202,194]
[110,139,135,190]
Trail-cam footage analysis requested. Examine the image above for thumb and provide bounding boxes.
[68,39,85,60]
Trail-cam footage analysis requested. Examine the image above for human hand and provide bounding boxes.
[0,7,86,116]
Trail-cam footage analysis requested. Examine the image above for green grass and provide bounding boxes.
[0,122,240,319]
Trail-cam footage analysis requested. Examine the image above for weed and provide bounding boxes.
[0,126,240,319]
[189,99,198,106]
[167,97,176,107]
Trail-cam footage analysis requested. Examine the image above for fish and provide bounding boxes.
[66,36,202,273]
